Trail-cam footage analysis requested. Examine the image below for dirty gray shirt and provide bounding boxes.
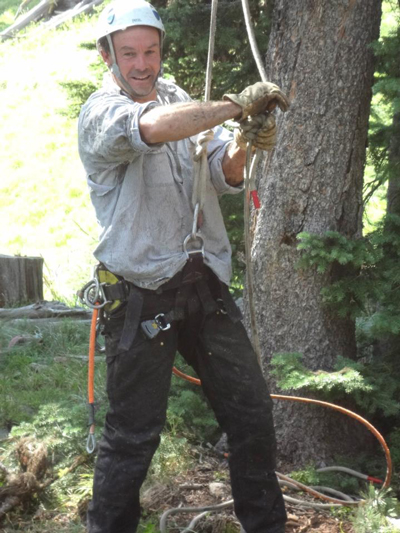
[78,75,241,290]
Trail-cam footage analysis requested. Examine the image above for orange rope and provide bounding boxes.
[271,394,392,489]
[87,307,99,445]
[172,366,392,495]
[172,366,203,385]
[88,308,98,405]
[87,343,392,497]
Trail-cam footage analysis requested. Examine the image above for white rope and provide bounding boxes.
[191,129,215,213]
[243,140,263,364]
[190,0,218,236]
[160,500,234,533]
[240,0,267,82]
[205,0,219,101]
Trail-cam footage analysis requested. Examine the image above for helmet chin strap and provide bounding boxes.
[106,34,161,101]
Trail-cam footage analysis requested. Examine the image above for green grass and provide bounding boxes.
[0,319,215,530]
[0,319,102,430]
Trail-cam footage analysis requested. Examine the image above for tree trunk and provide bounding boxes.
[248,0,382,466]
[0,255,44,307]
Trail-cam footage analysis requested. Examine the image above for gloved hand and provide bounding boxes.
[234,114,277,152]
[224,81,289,120]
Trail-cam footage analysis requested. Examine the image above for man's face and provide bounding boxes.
[102,25,161,102]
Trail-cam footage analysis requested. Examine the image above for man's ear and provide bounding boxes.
[100,49,111,68]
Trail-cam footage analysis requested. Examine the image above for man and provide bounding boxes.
[78,1,289,532]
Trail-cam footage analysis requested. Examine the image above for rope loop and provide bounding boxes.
[193,129,215,162]
[191,129,215,234]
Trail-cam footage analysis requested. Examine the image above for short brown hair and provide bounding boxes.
[97,36,110,54]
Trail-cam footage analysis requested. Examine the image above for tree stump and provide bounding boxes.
[0,255,44,307]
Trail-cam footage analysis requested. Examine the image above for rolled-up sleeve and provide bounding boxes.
[207,125,243,195]
[78,91,162,175]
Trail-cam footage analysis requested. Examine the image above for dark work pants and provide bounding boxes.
[87,281,287,533]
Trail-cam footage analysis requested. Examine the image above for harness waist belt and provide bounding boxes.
[101,259,242,352]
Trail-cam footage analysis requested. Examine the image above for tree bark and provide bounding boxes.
[248,0,382,466]
[0,255,44,307]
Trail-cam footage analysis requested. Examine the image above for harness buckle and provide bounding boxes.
[141,319,160,339]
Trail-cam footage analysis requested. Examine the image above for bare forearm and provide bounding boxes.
[222,142,246,186]
[139,100,241,144]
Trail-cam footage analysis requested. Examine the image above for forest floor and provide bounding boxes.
[0,313,382,533]
[0,444,355,533]
[137,453,355,533]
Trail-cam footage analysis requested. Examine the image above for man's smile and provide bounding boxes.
[131,74,151,80]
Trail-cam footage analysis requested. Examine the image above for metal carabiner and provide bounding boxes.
[82,279,110,309]
[183,233,205,259]
[155,313,171,331]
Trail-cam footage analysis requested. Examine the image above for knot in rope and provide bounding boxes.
[193,129,215,162]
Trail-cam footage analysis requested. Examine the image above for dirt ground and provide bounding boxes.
[0,443,355,532]
[141,453,355,533]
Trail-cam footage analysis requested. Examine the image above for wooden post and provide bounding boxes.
[0,255,44,307]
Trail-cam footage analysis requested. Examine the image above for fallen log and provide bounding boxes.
[0,301,91,320]
[41,0,104,31]
[54,354,104,362]
[7,318,92,326]
[0,0,52,40]
[1,0,104,40]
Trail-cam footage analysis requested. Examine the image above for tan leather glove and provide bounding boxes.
[224,81,289,120]
[234,114,277,152]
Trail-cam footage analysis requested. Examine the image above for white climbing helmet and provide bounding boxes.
[96,0,165,46]
[96,0,165,98]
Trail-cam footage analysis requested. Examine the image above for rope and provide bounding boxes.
[191,129,215,213]
[159,464,387,532]
[160,500,234,533]
[237,0,275,363]
[172,366,392,491]
[243,140,262,364]
[204,0,219,101]
[86,306,98,454]
[190,0,218,239]
[240,0,267,83]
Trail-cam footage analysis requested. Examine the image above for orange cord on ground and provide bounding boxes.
[172,367,392,494]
